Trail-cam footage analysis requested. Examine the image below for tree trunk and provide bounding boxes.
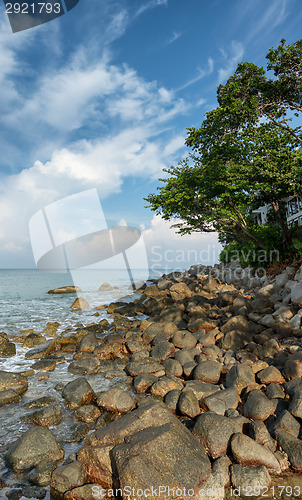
[271,200,292,245]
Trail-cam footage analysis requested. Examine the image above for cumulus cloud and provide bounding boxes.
[143,215,222,272]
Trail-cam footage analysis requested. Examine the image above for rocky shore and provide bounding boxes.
[1,261,302,499]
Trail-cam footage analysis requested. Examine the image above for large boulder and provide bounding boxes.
[6,427,64,472]
[70,297,90,310]
[111,422,211,499]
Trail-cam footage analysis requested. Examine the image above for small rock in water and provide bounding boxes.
[70,297,90,310]
[48,286,82,294]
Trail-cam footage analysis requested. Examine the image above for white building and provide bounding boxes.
[252,196,302,226]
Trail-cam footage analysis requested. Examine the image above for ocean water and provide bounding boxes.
[0,268,152,337]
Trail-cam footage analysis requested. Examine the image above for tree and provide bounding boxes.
[145,39,302,257]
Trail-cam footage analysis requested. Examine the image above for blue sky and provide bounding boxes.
[0,0,301,269]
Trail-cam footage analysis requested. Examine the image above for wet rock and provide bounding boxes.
[111,422,211,498]
[99,282,118,291]
[272,409,300,438]
[97,387,136,414]
[28,459,58,486]
[0,389,20,406]
[6,427,64,472]
[62,377,95,409]
[274,430,302,471]
[177,390,200,418]
[172,330,197,349]
[26,404,62,427]
[225,364,255,393]
[257,366,285,385]
[230,464,271,494]
[63,423,89,443]
[25,340,61,360]
[200,388,239,415]
[77,332,99,353]
[192,412,243,458]
[68,354,100,374]
[230,433,281,473]
[23,333,46,348]
[193,360,222,384]
[75,404,101,423]
[126,358,165,377]
[248,420,276,452]
[51,461,86,496]
[70,297,90,310]
[0,338,16,357]
[24,396,57,409]
[48,286,81,294]
[31,358,57,371]
[243,390,275,421]
[133,373,158,393]
[0,370,28,395]
[162,358,183,377]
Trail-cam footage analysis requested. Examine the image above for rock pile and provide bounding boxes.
[1,261,302,498]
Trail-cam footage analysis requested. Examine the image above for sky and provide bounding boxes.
[0,0,301,270]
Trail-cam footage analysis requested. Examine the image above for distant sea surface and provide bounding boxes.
[0,268,159,337]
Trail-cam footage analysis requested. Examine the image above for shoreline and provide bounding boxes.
[1,261,302,498]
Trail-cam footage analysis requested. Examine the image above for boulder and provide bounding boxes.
[75,405,101,424]
[177,390,200,418]
[6,427,64,472]
[172,331,197,349]
[192,412,243,458]
[112,422,211,499]
[48,286,82,294]
[133,373,158,393]
[230,433,281,473]
[68,355,100,375]
[64,484,103,500]
[257,366,285,385]
[126,358,165,377]
[62,378,95,409]
[248,420,276,452]
[200,388,239,415]
[23,334,46,348]
[99,282,118,291]
[51,461,86,496]
[96,388,136,414]
[25,340,61,360]
[242,390,275,421]
[150,341,175,361]
[272,410,300,438]
[225,364,255,393]
[291,283,302,307]
[221,316,249,334]
[27,404,62,427]
[70,297,90,310]
[193,361,222,384]
[162,358,183,378]
[230,464,271,494]
[184,380,221,399]
[150,376,183,397]
[275,430,302,471]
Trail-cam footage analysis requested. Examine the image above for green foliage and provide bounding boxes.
[146,39,302,262]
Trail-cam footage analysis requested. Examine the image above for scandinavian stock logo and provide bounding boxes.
[3,0,81,33]
[29,189,149,300]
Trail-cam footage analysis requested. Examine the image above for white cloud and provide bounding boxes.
[135,0,168,17]
[165,31,183,45]
[143,215,222,270]
[177,58,214,91]
[218,41,245,84]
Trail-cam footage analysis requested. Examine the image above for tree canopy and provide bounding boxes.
[145,39,302,263]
